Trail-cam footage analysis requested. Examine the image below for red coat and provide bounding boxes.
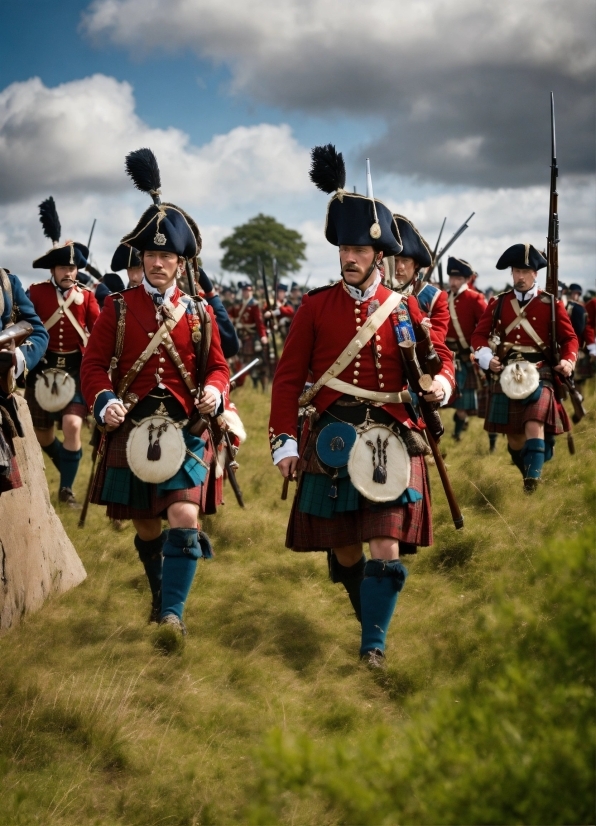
[269,281,455,446]
[446,285,487,345]
[229,299,267,339]
[471,290,579,362]
[585,297,596,346]
[81,285,229,417]
[415,284,450,341]
[29,280,99,352]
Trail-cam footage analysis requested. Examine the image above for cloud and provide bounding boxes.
[0,74,310,206]
[82,0,596,187]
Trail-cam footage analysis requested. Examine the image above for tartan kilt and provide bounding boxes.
[287,454,433,551]
[24,384,87,430]
[0,454,22,495]
[90,421,205,521]
[484,365,570,435]
[477,371,490,419]
[447,358,478,414]
[574,350,594,383]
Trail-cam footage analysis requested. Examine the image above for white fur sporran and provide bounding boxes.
[500,360,540,400]
[126,415,186,484]
[34,369,76,412]
[347,425,410,503]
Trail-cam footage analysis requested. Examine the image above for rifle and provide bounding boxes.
[399,339,464,530]
[259,256,279,365]
[212,414,245,508]
[87,219,97,250]
[417,217,446,288]
[78,425,101,528]
[0,321,34,395]
[421,213,475,286]
[229,358,261,390]
[544,93,586,432]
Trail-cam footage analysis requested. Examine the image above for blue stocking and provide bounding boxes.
[59,445,82,490]
[521,438,545,480]
[42,437,62,471]
[161,528,201,621]
[360,559,408,655]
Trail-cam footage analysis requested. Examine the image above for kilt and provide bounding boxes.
[574,350,594,383]
[90,417,207,521]
[287,453,433,551]
[484,365,570,435]
[448,358,479,414]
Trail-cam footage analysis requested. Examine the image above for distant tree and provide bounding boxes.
[220,214,306,285]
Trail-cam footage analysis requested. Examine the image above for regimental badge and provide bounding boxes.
[369,222,381,239]
[154,232,167,246]
[192,326,202,343]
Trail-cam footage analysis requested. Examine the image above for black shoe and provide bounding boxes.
[148,596,161,624]
[360,648,386,670]
[523,478,539,494]
[58,487,81,509]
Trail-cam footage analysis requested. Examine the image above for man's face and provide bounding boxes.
[143,251,180,293]
[52,265,78,290]
[127,265,144,286]
[570,290,582,302]
[394,256,417,288]
[242,286,253,300]
[511,267,538,293]
[449,275,467,293]
[276,289,287,302]
[339,245,381,288]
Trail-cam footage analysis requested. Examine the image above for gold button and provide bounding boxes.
[533,316,536,320]
[356,325,361,330]
[353,370,359,376]
[158,367,164,374]
[377,346,382,351]
[378,373,383,379]
[354,307,360,313]
[148,332,154,338]
[353,379,359,385]
[376,335,381,341]
[516,335,520,339]
[380,383,385,388]
[159,357,166,363]
[355,361,361,367]
[355,301,361,306]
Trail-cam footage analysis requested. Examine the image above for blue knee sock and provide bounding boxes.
[161,528,201,621]
[360,559,408,655]
[521,438,545,480]
[544,433,555,462]
[453,414,466,438]
[42,437,62,472]
[134,531,166,603]
[489,433,497,450]
[507,445,525,476]
[59,445,82,490]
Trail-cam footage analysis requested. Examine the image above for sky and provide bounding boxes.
[0,0,594,291]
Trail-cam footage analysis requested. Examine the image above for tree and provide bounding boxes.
[220,214,306,285]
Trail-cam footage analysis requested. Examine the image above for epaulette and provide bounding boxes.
[29,279,51,287]
[495,287,514,297]
[540,291,553,303]
[119,284,140,292]
[307,281,339,296]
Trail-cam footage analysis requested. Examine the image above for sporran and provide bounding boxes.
[500,360,540,400]
[34,368,76,413]
[126,414,187,484]
[347,423,410,502]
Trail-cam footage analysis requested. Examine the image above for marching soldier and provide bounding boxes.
[445,257,487,442]
[264,282,295,341]
[472,243,578,492]
[81,148,229,641]
[111,243,144,287]
[0,268,49,494]
[229,281,268,388]
[270,145,455,669]
[26,198,100,507]
[288,282,303,312]
[563,283,592,385]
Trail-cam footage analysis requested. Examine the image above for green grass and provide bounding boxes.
[0,383,594,825]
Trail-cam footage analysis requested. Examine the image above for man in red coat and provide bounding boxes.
[26,197,100,507]
[445,256,488,442]
[471,244,578,492]
[270,145,455,669]
[81,149,229,641]
[228,282,268,388]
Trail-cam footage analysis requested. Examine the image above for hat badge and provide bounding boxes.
[154,231,167,246]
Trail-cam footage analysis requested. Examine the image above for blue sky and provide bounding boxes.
[0,0,593,289]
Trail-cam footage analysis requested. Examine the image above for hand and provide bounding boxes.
[260,336,269,345]
[104,402,127,429]
[555,359,573,377]
[421,317,432,328]
[277,456,298,479]
[420,379,445,403]
[196,388,218,415]
[489,356,503,373]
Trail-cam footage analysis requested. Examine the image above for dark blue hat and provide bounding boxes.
[32,241,89,270]
[103,272,126,293]
[447,256,474,278]
[568,283,583,293]
[238,281,253,290]
[291,282,300,290]
[111,243,141,272]
[76,270,93,285]
[393,214,432,267]
[496,244,547,271]
[277,283,288,292]
[316,422,357,468]
[121,203,198,258]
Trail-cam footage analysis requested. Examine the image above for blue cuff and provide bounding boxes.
[93,390,118,425]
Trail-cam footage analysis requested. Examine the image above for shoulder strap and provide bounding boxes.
[448,291,469,349]
[189,297,212,396]
[299,291,402,406]
[109,297,127,381]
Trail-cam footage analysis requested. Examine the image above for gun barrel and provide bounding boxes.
[436,212,475,262]
[229,358,261,386]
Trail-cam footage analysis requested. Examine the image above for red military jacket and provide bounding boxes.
[229,299,267,339]
[413,282,450,342]
[269,281,455,450]
[29,280,100,353]
[471,289,578,363]
[585,297,596,346]
[81,284,229,418]
[446,284,487,347]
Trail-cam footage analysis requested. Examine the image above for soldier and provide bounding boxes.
[563,283,592,385]
[586,295,596,368]
[264,282,295,341]
[229,281,268,388]
[288,282,303,312]
[111,243,144,287]
[81,148,229,640]
[0,268,49,494]
[95,273,126,310]
[221,285,236,312]
[269,145,455,669]
[472,244,578,492]
[26,198,100,507]
[445,257,488,442]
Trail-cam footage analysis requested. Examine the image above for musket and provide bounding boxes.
[212,415,245,508]
[302,272,312,291]
[399,339,464,530]
[229,358,261,390]
[422,213,475,287]
[418,217,446,286]
[272,256,279,300]
[87,219,97,250]
[259,256,279,365]
[0,320,34,395]
[78,425,102,528]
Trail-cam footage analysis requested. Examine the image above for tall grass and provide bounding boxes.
[0,383,593,825]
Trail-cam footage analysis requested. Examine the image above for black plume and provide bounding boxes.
[125,148,162,204]
[38,197,61,244]
[310,144,346,194]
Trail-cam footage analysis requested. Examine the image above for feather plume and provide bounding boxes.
[310,144,346,194]
[38,197,61,244]
[125,148,162,204]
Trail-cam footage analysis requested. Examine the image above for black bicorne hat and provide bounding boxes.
[392,214,432,267]
[447,256,474,278]
[496,244,547,271]
[111,243,141,272]
[310,144,402,257]
[568,283,582,293]
[32,196,89,270]
[102,272,126,293]
[121,148,200,258]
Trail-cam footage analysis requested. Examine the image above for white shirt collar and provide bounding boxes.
[514,283,539,302]
[450,282,468,297]
[143,275,177,303]
[343,271,382,302]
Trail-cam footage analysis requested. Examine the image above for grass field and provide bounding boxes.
[0,383,594,825]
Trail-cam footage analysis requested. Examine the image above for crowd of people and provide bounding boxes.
[0,142,593,663]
